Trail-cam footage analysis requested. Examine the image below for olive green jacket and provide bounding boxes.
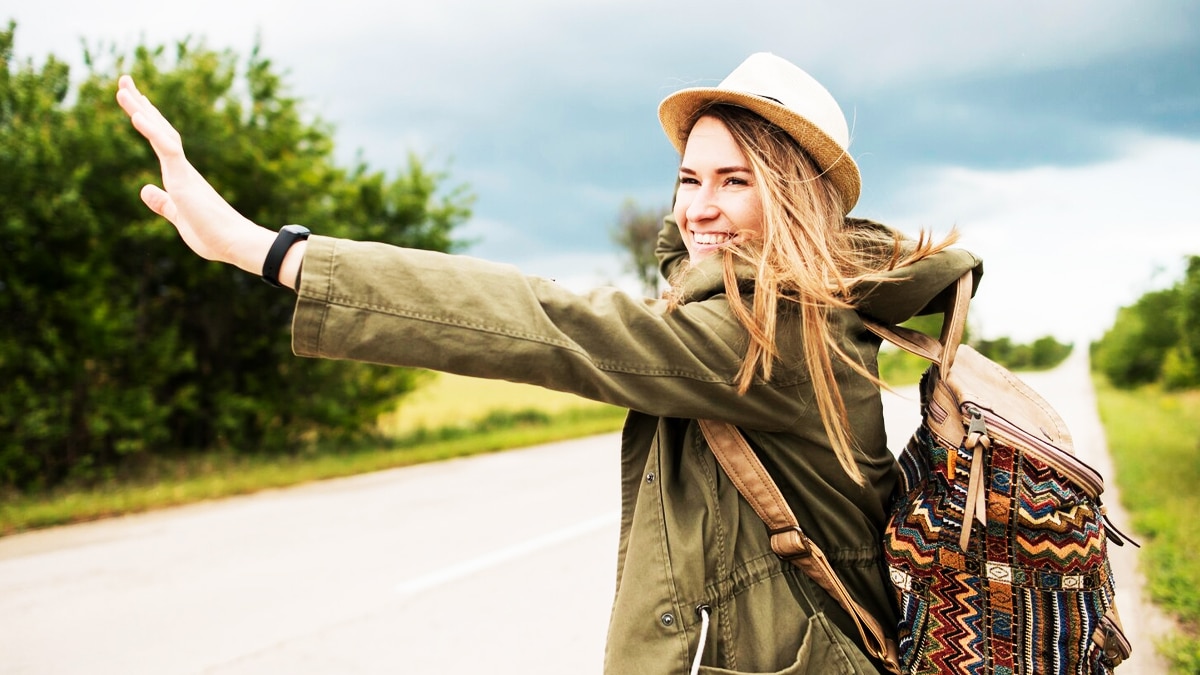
[291,224,981,674]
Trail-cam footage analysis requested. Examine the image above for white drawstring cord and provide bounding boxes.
[690,605,711,675]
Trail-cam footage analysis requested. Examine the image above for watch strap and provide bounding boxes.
[262,225,311,288]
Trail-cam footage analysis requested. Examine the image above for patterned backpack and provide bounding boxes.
[867,272,1135,674]
[702,271,1135,674]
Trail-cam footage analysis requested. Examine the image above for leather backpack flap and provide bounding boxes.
[935,344,1073,454]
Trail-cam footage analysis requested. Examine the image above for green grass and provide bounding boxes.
[377,371,617,435]
[0,373,626,536]
[1094,378,1200,673]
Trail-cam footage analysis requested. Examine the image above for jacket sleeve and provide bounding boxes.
[854,249,984,325]
[291,235,808,429]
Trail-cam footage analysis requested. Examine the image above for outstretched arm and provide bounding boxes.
[115,75,306,289]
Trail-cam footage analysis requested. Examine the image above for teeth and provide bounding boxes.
[693,231,733,245]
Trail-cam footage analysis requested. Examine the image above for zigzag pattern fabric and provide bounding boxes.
[883,423,1121,674]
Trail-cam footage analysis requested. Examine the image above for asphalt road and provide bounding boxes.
[0,349,1172,674]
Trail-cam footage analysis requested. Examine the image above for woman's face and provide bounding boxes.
[673,115,764,263]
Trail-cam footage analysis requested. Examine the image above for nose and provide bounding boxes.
[684,185,719,223]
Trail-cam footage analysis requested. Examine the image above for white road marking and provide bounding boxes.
[394,511,619,596]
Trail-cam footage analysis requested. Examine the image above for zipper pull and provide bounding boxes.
[959,406,990,552]
[965,405,988,440]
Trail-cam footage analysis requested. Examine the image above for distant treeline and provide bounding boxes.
[877,313,1074,385]
[1091,256,1200,390]
[0,26,472,492]
[974,335,1074,371]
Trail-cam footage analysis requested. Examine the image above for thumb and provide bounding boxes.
[140,184,178,223]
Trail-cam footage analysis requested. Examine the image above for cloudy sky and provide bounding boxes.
[8,1,1199,342]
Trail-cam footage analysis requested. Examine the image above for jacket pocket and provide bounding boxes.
[698,612,879,675]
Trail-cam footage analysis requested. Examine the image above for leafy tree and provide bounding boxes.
[1091,256,1200,390]
[1029,335,1073,369]
[1092,287,1182,388]
[1161,256,1200,389]
[611,198,668,297]
[1182,257,1200,351]
[0,25,472,490]
[970,335,1073,371]
[975,337,1014,366]
[1161,346,1198,390]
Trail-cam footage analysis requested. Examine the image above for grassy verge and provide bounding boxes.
[0,374,626,536]
[1094,378,1200,672]
[375,370,616,435]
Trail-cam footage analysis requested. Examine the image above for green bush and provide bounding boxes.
[1092,257,1200,390]
[971,335,1073,371]
[0,24,472,491]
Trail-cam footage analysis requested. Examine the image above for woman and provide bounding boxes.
[117,52,980,674]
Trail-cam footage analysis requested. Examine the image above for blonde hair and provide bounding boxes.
[671,104,956,484]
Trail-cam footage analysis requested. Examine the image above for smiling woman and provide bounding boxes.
[658,66,961,484]
[673,116,765,259]
[115,52,978,674]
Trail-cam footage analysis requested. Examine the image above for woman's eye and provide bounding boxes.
[725,176,748,186]
[678,176,699,185]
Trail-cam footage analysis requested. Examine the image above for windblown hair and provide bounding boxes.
[671,104,956,485]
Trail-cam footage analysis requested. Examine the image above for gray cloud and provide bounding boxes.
[9,0,1199,338]
[847,34,1200,215]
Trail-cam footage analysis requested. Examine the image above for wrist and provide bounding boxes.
[278,240,308,290]
[236,226,279,277]
[261,225,311,289]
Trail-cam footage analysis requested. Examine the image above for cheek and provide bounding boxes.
[672,201,699,258]
[738,196,765,234]
[672,189,688,220]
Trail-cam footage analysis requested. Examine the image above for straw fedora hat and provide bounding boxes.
[658,52,860,214]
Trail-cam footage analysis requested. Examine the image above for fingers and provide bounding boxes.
[116,76,184,161]
[119,75,266,271]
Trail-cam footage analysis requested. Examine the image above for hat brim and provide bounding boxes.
[658,88,861,214]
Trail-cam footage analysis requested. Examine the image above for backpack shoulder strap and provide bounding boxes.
[860,271,974,375]
[698,419,901,673]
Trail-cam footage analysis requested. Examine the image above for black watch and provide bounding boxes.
[261,224,311,288]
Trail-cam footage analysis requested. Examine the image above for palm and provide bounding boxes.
[116,76,255,264]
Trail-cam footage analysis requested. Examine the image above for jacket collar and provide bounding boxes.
[671,254,758,304]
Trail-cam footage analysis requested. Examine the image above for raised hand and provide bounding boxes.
[116,76,286,282]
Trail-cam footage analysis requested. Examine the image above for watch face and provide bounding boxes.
[282,224,311,236]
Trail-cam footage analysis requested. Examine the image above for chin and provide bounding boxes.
[688,246,722,263]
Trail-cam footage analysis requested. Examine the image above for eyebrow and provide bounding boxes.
[678,166,753,175]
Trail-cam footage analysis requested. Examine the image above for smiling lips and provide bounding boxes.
[692,231,735,246]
